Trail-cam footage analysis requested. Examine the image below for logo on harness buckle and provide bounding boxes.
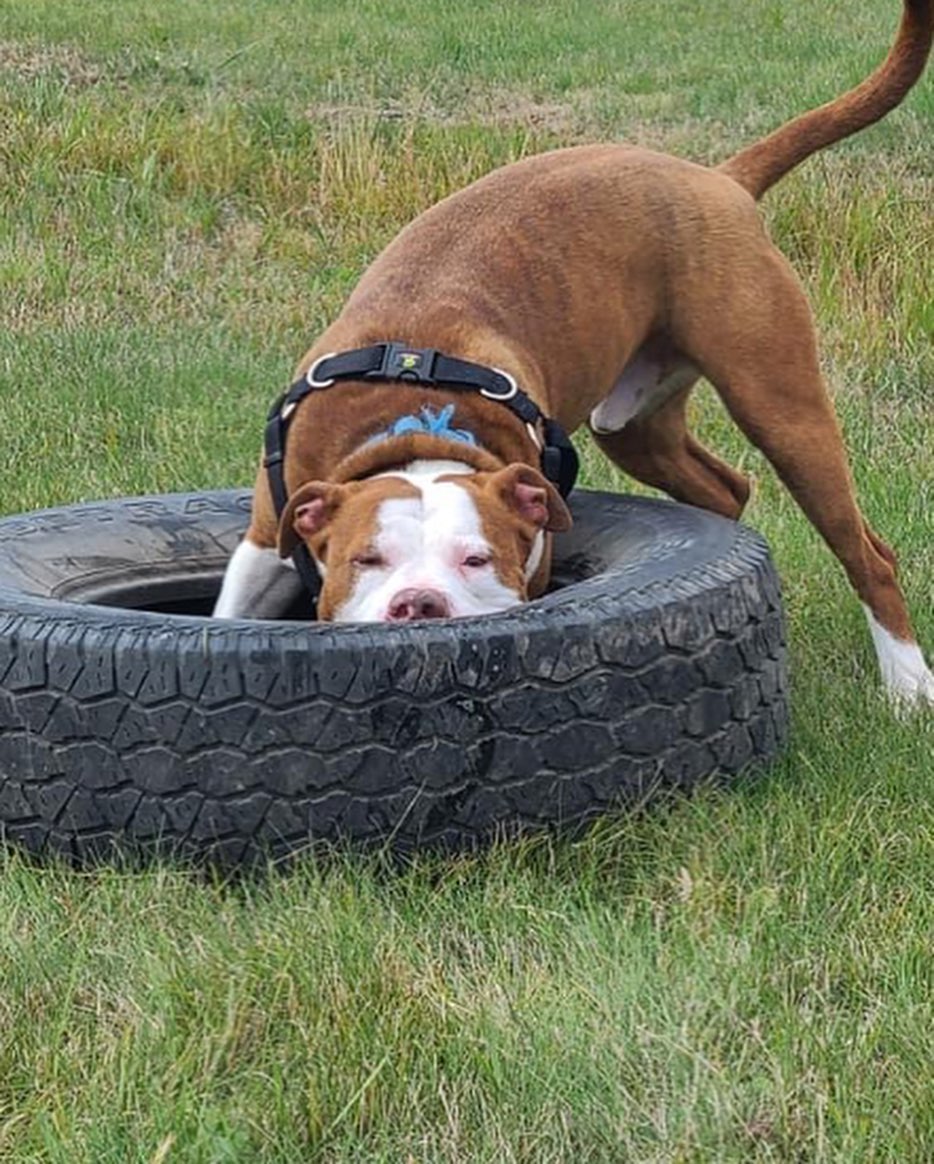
[375,343,438,383]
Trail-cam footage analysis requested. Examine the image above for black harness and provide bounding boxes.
[263,341,580,604]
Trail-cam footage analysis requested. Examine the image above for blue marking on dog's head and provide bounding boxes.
[369,403,477,446]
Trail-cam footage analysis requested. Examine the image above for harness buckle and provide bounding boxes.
[370,343,439,383]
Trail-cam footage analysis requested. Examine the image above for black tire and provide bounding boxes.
[0,489,789,865]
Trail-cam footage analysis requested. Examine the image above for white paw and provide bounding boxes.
[864,608,934,710]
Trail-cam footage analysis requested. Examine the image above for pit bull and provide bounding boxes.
[215,0,933,706]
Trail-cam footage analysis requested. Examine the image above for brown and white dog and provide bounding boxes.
[215,0,933,706]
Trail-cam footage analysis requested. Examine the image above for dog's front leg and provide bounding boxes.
[212,538,304,620]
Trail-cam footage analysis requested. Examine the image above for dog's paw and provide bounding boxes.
[865,609,934,712]
[887,667,934,714]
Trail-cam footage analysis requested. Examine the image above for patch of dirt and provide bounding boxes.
[0,41,103,87]
[307,90,585,137]
[305,89,742,162]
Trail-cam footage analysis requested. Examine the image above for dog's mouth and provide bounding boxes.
[84,572,507,623]
[92,575,544,625]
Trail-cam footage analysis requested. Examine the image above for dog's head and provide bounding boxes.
[277,463,572,622]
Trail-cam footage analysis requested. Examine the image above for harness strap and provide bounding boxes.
[263,383,322,602]
[310,344,533,414]
[305,343,578,494]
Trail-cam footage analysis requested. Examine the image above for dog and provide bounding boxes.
[214,0,933,707]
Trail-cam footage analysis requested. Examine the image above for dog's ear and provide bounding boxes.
[277,481,346,558]
[487,464,573,532]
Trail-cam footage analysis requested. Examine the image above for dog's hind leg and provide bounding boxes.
[679,246,933,705]
[591,384,752,520]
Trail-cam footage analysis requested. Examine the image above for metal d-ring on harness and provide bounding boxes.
[263,341,580,605]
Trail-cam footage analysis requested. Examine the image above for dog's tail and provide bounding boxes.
[719,0,932,199]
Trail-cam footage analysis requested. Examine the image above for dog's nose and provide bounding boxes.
[387,587,451,621]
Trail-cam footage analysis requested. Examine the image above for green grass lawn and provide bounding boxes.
[1,1,933,1158]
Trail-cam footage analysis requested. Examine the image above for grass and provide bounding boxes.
[1,0,933,1158]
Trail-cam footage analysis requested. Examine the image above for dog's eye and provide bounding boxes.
[463,553,491,569]
[352,551,385,569]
